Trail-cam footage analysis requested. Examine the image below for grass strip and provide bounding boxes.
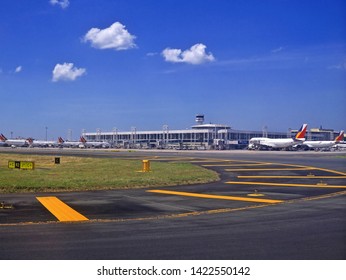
[0,153,219,193]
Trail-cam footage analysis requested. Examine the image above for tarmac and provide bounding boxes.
[0,148,345,259]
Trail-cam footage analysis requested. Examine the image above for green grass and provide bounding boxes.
[0,153,219,193]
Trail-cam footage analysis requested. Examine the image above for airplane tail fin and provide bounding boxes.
[0,134,8,141]
[335,131,344,142]
[295,124,308,140]
[27,138,34,144]
[58,137,64,143]
[80,136,87,143]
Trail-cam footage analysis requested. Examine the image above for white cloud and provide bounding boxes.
[271,46,284,53]
[15,66,22,73]
[328,60,346,70]
[146,52,158,57]
[162,43,215,65]
[50,0,70,9]
[52,63,86,82]
[83,22,136,51]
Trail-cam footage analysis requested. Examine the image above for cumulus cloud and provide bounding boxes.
[83,22,136,51]
[52,63,86,82]
[15,66,22,73]
[50,0,70,9]
[162,43,215,65]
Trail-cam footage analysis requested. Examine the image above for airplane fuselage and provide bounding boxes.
[4,139,29,147]
[249,137,300,149]
[82,141,110,148]
[303,140,336,149]
[249,124,308,150]
[30,140,57,147]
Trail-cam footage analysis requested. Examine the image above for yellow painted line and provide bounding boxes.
[203,163,271,167]
[225,167,315,172]
[237,175,346,179]
[313,167,346,176]
[190,160,231,163]
[147,189,283,204]
[226,181,346,189]
[258,163,346,176]
[3,190,346,227]
[36,197,88,222]
[147,157,195,161]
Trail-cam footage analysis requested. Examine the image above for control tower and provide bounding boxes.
[195,114,205,125]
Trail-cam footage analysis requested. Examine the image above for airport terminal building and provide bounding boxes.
[82,115,340,150]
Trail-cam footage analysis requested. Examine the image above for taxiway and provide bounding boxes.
[0,149,345,259]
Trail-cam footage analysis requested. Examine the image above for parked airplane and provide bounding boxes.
[57,137,83,148]
[27,138,57,148]
[248,124,308,150]
[0,135,8,147]
[302,130,344,150]
[0,134,29,147]
[334,141,346,150]
[80,136,110,148]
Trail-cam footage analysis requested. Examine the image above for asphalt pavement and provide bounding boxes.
[0,148,345,259]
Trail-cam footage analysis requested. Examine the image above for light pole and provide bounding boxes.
[162,125,169,148]
[131,127,136,147]
[96,128,101,141]
[45,126,48,141]
[68,129,72,141]
[113,127,118,145]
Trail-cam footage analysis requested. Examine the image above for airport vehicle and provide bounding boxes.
[80,136,110,148]
[302,131,344,150]
[248,124,307,150]
[57,137,83,148]
[27,138,58,148]
[0,134,29,147]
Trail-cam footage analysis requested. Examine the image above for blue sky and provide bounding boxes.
[0,0,345,140]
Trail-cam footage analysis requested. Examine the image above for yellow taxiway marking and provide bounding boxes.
[36,197,88,222]
[147,189,283,204]
[313,167,346,176]
[202,163,272,167]
[3,190,346,227]
[226,181,346,189]
[225,167,315,172]
[140,157,195,162]
[237,175,346,179]
[189,159,230,163]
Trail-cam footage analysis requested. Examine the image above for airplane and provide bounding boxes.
[248,124,308,150]
[0,134,29,148]
[80,136,110,148]
[0,135,8,147]
[27,138,58,148]
[333,141,346,150]
[57,137,83,148]
[302,130,344,150]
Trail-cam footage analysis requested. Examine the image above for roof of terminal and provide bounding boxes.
[191,124,231,129]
